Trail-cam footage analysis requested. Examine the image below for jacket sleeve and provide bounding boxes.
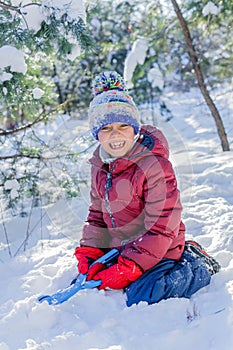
[80,167,111,249]
[122,156,184,271]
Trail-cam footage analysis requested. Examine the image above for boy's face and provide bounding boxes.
[98,122,136,158]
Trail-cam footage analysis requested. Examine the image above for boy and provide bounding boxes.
[74,71,220,306]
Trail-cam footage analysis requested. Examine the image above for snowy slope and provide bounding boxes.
[0,85,233,350]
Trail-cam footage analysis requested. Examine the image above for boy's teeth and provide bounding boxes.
[111,141,124,148]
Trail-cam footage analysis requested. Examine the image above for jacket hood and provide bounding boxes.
[89,124,169,168]
[130,124,169,160]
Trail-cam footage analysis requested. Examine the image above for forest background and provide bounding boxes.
[0,0,232,260]
[0,2,233,349]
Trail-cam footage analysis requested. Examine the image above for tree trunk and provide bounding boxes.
[170,0,230,151]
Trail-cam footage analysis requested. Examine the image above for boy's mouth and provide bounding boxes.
[109,141,125,149]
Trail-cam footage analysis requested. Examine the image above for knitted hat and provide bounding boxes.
[88,71,141,140]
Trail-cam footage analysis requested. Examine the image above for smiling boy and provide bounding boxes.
[74,71,220,306]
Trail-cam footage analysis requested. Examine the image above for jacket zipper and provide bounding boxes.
[105,165,117,229]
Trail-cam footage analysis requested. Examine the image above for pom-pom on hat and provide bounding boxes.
[88,71,140,140]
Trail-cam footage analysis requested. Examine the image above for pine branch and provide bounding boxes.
[0,1,21,13]
[0,154,41,161]
[0,1,43,12]
[0,100,69,137]
[0,71,86,137]
[0,153,62,161]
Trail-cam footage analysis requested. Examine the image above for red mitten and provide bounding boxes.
[92,255,143,290]
[86,262,106,281]
[74,246,104,275]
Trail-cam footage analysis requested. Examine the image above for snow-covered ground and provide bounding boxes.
[0,84,233,350]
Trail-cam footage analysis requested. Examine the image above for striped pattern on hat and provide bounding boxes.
[88,72,140,140]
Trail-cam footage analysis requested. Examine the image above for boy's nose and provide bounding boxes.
[110,128,120,137]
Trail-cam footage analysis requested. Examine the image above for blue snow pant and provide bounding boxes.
[125,250,211,307]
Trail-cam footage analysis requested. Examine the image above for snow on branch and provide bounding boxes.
[124,38,148,89]
[202,1,220,16]
[0,1,87,59]
[0,45,27,79]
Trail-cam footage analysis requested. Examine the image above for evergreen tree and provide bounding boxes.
[0,0,92,126]
[0,1,93,223]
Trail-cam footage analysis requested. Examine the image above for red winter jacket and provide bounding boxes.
[80,125,185,271]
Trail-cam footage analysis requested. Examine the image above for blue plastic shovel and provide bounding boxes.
[38,248,119,305]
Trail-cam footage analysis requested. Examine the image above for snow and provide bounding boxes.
[0,72,13,83]
[3,87,8,95]
[42,0,86,23]
[202,1,220,16]
[20,3,45,32]
[0,84,233,349]
[147,64,164,90]
[0,45,27,77]
[66,40,82,61]
[10,0,87,28]
[4,179,20,200]
[124,38,148,89]
[1,1,86,68]
[32,87,45,100]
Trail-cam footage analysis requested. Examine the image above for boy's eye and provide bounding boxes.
[100,124,129,132]
[100,126,111,131]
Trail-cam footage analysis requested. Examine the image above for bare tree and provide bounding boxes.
[170,0,230,151]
